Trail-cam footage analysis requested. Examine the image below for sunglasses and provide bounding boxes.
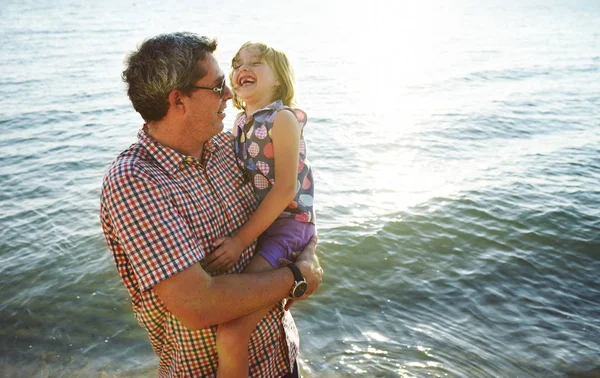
[191,78,226,98]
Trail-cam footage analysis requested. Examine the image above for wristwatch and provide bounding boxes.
[285,263,308,299]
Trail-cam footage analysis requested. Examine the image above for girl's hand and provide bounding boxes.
[205,236,245,272]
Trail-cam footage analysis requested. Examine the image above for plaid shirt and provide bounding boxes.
[100,127,299,377]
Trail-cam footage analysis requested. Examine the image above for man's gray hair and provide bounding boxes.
[122,32,217,122]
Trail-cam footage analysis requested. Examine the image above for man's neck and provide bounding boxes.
[147,120,204,160]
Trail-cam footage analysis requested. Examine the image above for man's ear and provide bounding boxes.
[168,90,185,113]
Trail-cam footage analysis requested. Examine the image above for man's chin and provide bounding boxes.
[210,123,225,136]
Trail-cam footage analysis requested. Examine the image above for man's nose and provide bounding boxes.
[223,83,234,100]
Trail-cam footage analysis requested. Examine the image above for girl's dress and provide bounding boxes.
[234,99,315,267]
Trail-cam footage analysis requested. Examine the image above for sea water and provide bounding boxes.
[1,0,599,377]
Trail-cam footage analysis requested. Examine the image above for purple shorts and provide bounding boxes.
[257,218,316,268]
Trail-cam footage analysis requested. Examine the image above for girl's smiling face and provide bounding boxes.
[231,46,280,110]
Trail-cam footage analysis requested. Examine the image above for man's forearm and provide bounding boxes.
[154,263,294,330]
[201,267,295,327]
[154,235,322,331]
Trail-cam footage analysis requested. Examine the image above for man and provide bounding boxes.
[100,32,323,377]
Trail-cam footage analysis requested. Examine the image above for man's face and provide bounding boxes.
[183,53,233,142]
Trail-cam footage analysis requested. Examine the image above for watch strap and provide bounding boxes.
[285,263,304,283]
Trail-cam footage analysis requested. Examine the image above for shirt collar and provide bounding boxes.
[247,99,285,118]
[137,125,221,175]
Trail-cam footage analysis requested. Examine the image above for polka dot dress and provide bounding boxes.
[234,100,315,224]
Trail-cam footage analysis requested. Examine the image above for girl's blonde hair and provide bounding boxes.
[230,41,296,110]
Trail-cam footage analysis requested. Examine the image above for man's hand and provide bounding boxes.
[205,235,245,272]
[278,235,323,310]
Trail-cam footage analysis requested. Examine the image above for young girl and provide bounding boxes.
[204,42,315,378]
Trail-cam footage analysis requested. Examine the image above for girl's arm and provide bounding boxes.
[205,110,300,271]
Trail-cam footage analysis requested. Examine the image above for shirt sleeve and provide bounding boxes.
[102,167,205,292]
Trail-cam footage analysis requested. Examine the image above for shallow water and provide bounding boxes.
[1,0,599,377]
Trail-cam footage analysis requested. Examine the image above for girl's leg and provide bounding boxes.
[216,254,278,378]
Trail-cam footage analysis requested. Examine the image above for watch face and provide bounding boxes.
[292,282,308,298]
